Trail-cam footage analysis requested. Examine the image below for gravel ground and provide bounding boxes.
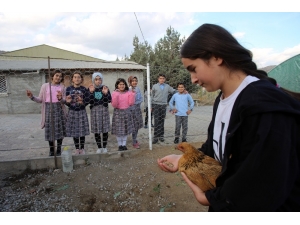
[0,142,208,212]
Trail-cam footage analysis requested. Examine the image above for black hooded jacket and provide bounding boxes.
[199,79,300,211]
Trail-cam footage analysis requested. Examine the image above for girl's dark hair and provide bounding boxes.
[181,23,300,100]
[71,71,84,84]
[115,78,129,91]
[50,69,64,83]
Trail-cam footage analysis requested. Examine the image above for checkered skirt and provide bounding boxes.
[66,109,90,137]
[129,103,143,132]
[45,102,66,141]
[90,105,111,133]
[111,108,134,136]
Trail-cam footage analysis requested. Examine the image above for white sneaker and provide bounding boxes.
[80,149,85,155]
[75,149,80,155]
[96,148,102,154]
[102,148,108,153]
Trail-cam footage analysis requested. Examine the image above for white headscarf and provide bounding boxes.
[92,72,103,88]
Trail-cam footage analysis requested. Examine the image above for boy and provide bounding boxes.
[169,83,194,144]
[151,74,176,144]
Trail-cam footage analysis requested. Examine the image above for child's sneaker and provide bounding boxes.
[174,137,179,144]
[75,149,80,155]
[96,148,102,154]
[122,146,128,150]
[79,149,85,155]
[133,142,140,149]
[102,148,108,153]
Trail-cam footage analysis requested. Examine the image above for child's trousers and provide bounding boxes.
[175,115,188,140]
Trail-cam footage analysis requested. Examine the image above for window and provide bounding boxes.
[0,75,7,93]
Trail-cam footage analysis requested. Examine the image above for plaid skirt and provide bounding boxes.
[90,105,111,133]
[45,102,66,141]
[128,103,143,132]
[111,108,134,136]
[66,109,90,137]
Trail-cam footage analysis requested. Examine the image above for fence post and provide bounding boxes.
[48,56,58,168]
[147,63,152,150]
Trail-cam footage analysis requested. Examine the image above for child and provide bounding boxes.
[151,74,176,144]
[26,69,66,156]
[111,78,135,151]
[88,72,111,154]
[128,76,143,149]
[63,71,90,155]
[169,83,194,144]
[144,89,153,128]
[157,23,300,211]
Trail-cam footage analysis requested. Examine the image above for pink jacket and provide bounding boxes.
[32,83,67,129]
[111,90,135,109]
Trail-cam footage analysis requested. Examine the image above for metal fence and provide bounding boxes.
[0,57,219,161]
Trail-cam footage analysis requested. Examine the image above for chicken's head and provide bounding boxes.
[176,142,197,154]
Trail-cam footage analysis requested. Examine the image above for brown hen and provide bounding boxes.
[177,142,222,191]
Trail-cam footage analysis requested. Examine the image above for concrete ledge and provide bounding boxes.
[0,150,141,177]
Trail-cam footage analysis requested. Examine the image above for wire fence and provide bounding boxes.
[0,56,219,161]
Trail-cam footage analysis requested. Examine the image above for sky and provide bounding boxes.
[1,1,300,69]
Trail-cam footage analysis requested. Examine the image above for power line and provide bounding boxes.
[134,12,146,43]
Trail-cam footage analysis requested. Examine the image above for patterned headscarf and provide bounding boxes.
[128,76,137,86]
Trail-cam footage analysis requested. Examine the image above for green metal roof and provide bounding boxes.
[268,53,300,92]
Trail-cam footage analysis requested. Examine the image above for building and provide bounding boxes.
[268,53,300,92]
[0,44,146,114]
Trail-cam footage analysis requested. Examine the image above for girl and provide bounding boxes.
[26,69,66,157]
[88,72,111,154]
[157,23,300,211]
[111,78,135,151]
[62,71,90,155]
[128,76,143,149]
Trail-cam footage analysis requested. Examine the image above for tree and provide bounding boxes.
[151,26,196,92]
[128,36,154,66]
[127,27,199,93]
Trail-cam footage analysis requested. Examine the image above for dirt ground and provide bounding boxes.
[0,142,208,212]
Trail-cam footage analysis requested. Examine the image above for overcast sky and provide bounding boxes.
[1,1,300,68]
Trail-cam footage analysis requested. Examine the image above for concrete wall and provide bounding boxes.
[0,70,145,114]
[0,71,44,114]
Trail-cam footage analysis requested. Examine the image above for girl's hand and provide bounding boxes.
[89,85,95,93]
[157,154,182,173]
[102,86,108,94]
[26,90,33,98]
[129,86,135,93]
[76,95,83,104]
[66,95,72,103]
[56,91,62,101]
[181,172,210,206]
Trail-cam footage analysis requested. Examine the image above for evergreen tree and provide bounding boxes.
[151,26,196,92]
[129,36,154,66]
[127,27,199,93]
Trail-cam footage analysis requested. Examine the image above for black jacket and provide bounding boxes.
[88,86,112,109]
[65,86,89,111]
[200,79,300,211]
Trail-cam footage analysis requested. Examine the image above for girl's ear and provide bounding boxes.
[214,56,223,66]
